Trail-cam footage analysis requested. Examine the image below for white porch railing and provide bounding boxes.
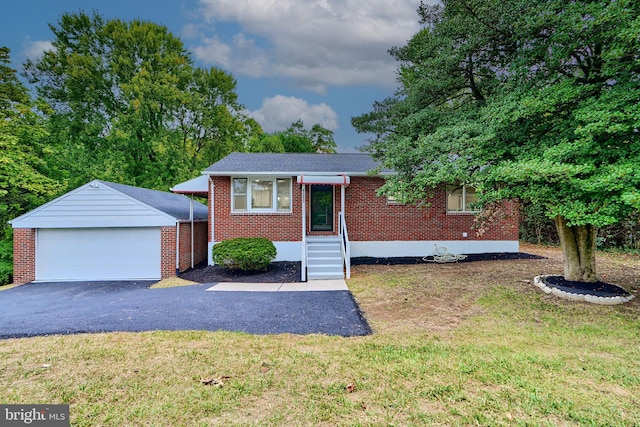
[338,212,351,279]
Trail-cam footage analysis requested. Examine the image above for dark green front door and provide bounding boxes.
[311,185,333,231]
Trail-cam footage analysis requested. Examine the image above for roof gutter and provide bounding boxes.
[202,171,395,177]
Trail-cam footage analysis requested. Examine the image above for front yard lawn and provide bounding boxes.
[1,244,638,426]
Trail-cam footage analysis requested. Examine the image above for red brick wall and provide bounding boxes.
[211,176,302,242]
[177,221,208,272]
[160,226,176,279]
[209,176,519,243]
[13,228,36,285]
[345,177,519,241]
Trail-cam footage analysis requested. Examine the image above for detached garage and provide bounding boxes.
[10,180,208,284]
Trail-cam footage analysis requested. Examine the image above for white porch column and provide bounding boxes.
[340,184,345,225]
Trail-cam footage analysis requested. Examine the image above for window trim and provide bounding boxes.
[386,194,406,205]
[446,184,478,214]
[231,176,292,213]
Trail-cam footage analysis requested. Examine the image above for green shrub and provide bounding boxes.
[212,237,277,271]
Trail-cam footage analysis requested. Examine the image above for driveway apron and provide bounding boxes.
[0,281,371,338]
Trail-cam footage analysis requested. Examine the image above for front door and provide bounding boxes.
[311,185,333,231]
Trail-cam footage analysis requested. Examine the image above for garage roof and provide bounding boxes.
[10,180,208,229]
[103,181,208,220]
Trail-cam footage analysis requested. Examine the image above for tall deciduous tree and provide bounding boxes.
[353,0,640,282]
[0,47,61,284]
[25,11,257,190]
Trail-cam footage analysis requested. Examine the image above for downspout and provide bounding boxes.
[208,176,215,266]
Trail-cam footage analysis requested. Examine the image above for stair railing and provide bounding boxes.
[338,212,351,279]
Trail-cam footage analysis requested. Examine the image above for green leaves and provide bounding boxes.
[212,238,277,272]
[355,0,640,229]
[0,48,62,284]
[26,11,257,191]
[354,1,640,280]
[246,120,337,154]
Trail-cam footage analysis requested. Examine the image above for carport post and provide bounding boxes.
[190,196,194,269]
[301,183,306,282]
[175,220,180,276]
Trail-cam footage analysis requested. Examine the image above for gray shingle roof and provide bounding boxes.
[204,152,392,175]
[100,180,208,221]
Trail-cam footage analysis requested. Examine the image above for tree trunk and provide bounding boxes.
[554,216,597,282]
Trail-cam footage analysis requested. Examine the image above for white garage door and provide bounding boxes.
[36,228,162,281]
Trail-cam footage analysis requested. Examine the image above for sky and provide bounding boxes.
[1,0,431,152]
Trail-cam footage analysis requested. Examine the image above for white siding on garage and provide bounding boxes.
[36,228,161,281]
[12,182,176,229]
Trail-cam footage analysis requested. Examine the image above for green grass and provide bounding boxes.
[1,246,639,426]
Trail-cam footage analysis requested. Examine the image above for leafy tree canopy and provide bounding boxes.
[0,47,62,284]
[353,0,640,282]
[24,11,258,190]
[247,119,337,153]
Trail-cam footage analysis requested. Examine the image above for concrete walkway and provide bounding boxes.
[207,279,348,292]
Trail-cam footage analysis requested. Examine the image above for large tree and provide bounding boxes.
[0,47,61,284]
[246,120,337,153]
[25,11,257,190]
[353,0,640,282]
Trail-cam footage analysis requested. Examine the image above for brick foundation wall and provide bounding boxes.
[209,175,519,244]
[13,228,36,285]
[177,221,208,272]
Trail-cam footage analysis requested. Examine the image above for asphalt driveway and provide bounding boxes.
[0,281,371,339]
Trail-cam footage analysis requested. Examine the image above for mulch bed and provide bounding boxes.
[180,261,301,283]
[542,275,632,298]
[351,252,544,265]
[180,252,543,283]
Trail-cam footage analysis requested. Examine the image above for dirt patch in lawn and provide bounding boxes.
[347,243,640,336]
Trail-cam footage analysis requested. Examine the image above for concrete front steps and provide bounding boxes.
[306,236,344,280]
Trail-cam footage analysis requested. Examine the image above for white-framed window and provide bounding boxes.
[232,177,292,213]
[446,184,478,213]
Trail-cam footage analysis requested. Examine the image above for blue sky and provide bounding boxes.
[1,0,430,152]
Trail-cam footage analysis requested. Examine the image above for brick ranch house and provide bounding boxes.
[178,152,519,281]
[10,180,208,284]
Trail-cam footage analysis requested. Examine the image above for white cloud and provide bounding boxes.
[23,40,53,60]
[190,0,427,91]
[249,95,339,133]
